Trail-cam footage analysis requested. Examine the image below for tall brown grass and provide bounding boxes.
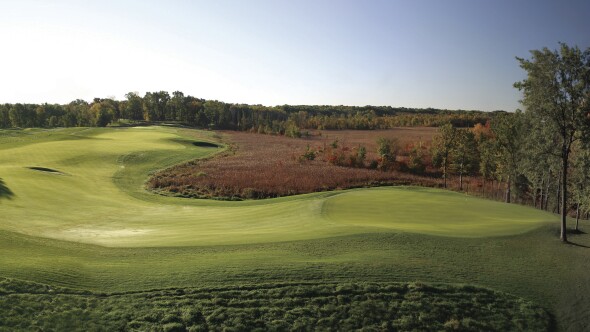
[148,128,515,201]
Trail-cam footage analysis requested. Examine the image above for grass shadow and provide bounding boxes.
[570,229,586,235]
[26,167,68,175]
[0,178,14,201]
[567,241,590,248]
[565,228,590,248]
[192,141,220,148]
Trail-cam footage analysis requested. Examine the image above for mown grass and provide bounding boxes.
[0,127,588,331]
[0,279,550,332]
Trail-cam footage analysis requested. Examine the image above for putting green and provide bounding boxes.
[323,187,554,237]
[0,127,556,247]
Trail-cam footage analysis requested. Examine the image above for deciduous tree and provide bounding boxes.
[452,129,479,191]
[491,111,527,203]
[431,124,458,188]
[124,92,144,120]
[571,146,590,231]
[515,43,590,242]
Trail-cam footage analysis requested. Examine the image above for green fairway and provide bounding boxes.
[2,127,589,331]
[0,127,555,247]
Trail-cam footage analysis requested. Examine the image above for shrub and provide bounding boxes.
[300,145,316,161]
[377,137,398,162]
[407,146,426,174]
[285,122,301,138]
[356,145,367,167]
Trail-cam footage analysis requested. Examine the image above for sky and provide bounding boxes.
[0,0,589,111]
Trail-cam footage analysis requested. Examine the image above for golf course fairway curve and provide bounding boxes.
[0,127,556,247]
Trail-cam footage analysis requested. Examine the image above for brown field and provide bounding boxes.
[148,128,447,199]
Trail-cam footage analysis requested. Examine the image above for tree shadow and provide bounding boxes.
[567,241,590,249]
[0,178,14,201]
[566,229,590,248]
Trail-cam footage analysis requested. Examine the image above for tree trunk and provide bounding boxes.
[555,171,561,214]
[560,155,567,242]
[443,163,447,188]
[539,179,544,209]
[505,175,511,203]
[576,202,580,232]
[459,171,463,191]
[544,174,551,211]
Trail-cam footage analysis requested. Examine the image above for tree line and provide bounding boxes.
[429,44,590,242]
[0,91,490,132]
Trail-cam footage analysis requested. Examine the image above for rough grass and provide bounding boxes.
[0,279,550,332]
[1,127,589,331]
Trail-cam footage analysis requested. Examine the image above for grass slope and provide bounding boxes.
[0,127,588,331]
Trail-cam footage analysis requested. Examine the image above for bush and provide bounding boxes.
[377,137,398,162]
[407,146,426,174]
[300,145,316,161]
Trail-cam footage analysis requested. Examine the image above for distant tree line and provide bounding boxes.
[0,91,491,132]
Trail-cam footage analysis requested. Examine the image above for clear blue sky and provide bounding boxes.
[0,0,588,111]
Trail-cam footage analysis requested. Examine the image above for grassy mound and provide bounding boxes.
[0,279,550,332]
